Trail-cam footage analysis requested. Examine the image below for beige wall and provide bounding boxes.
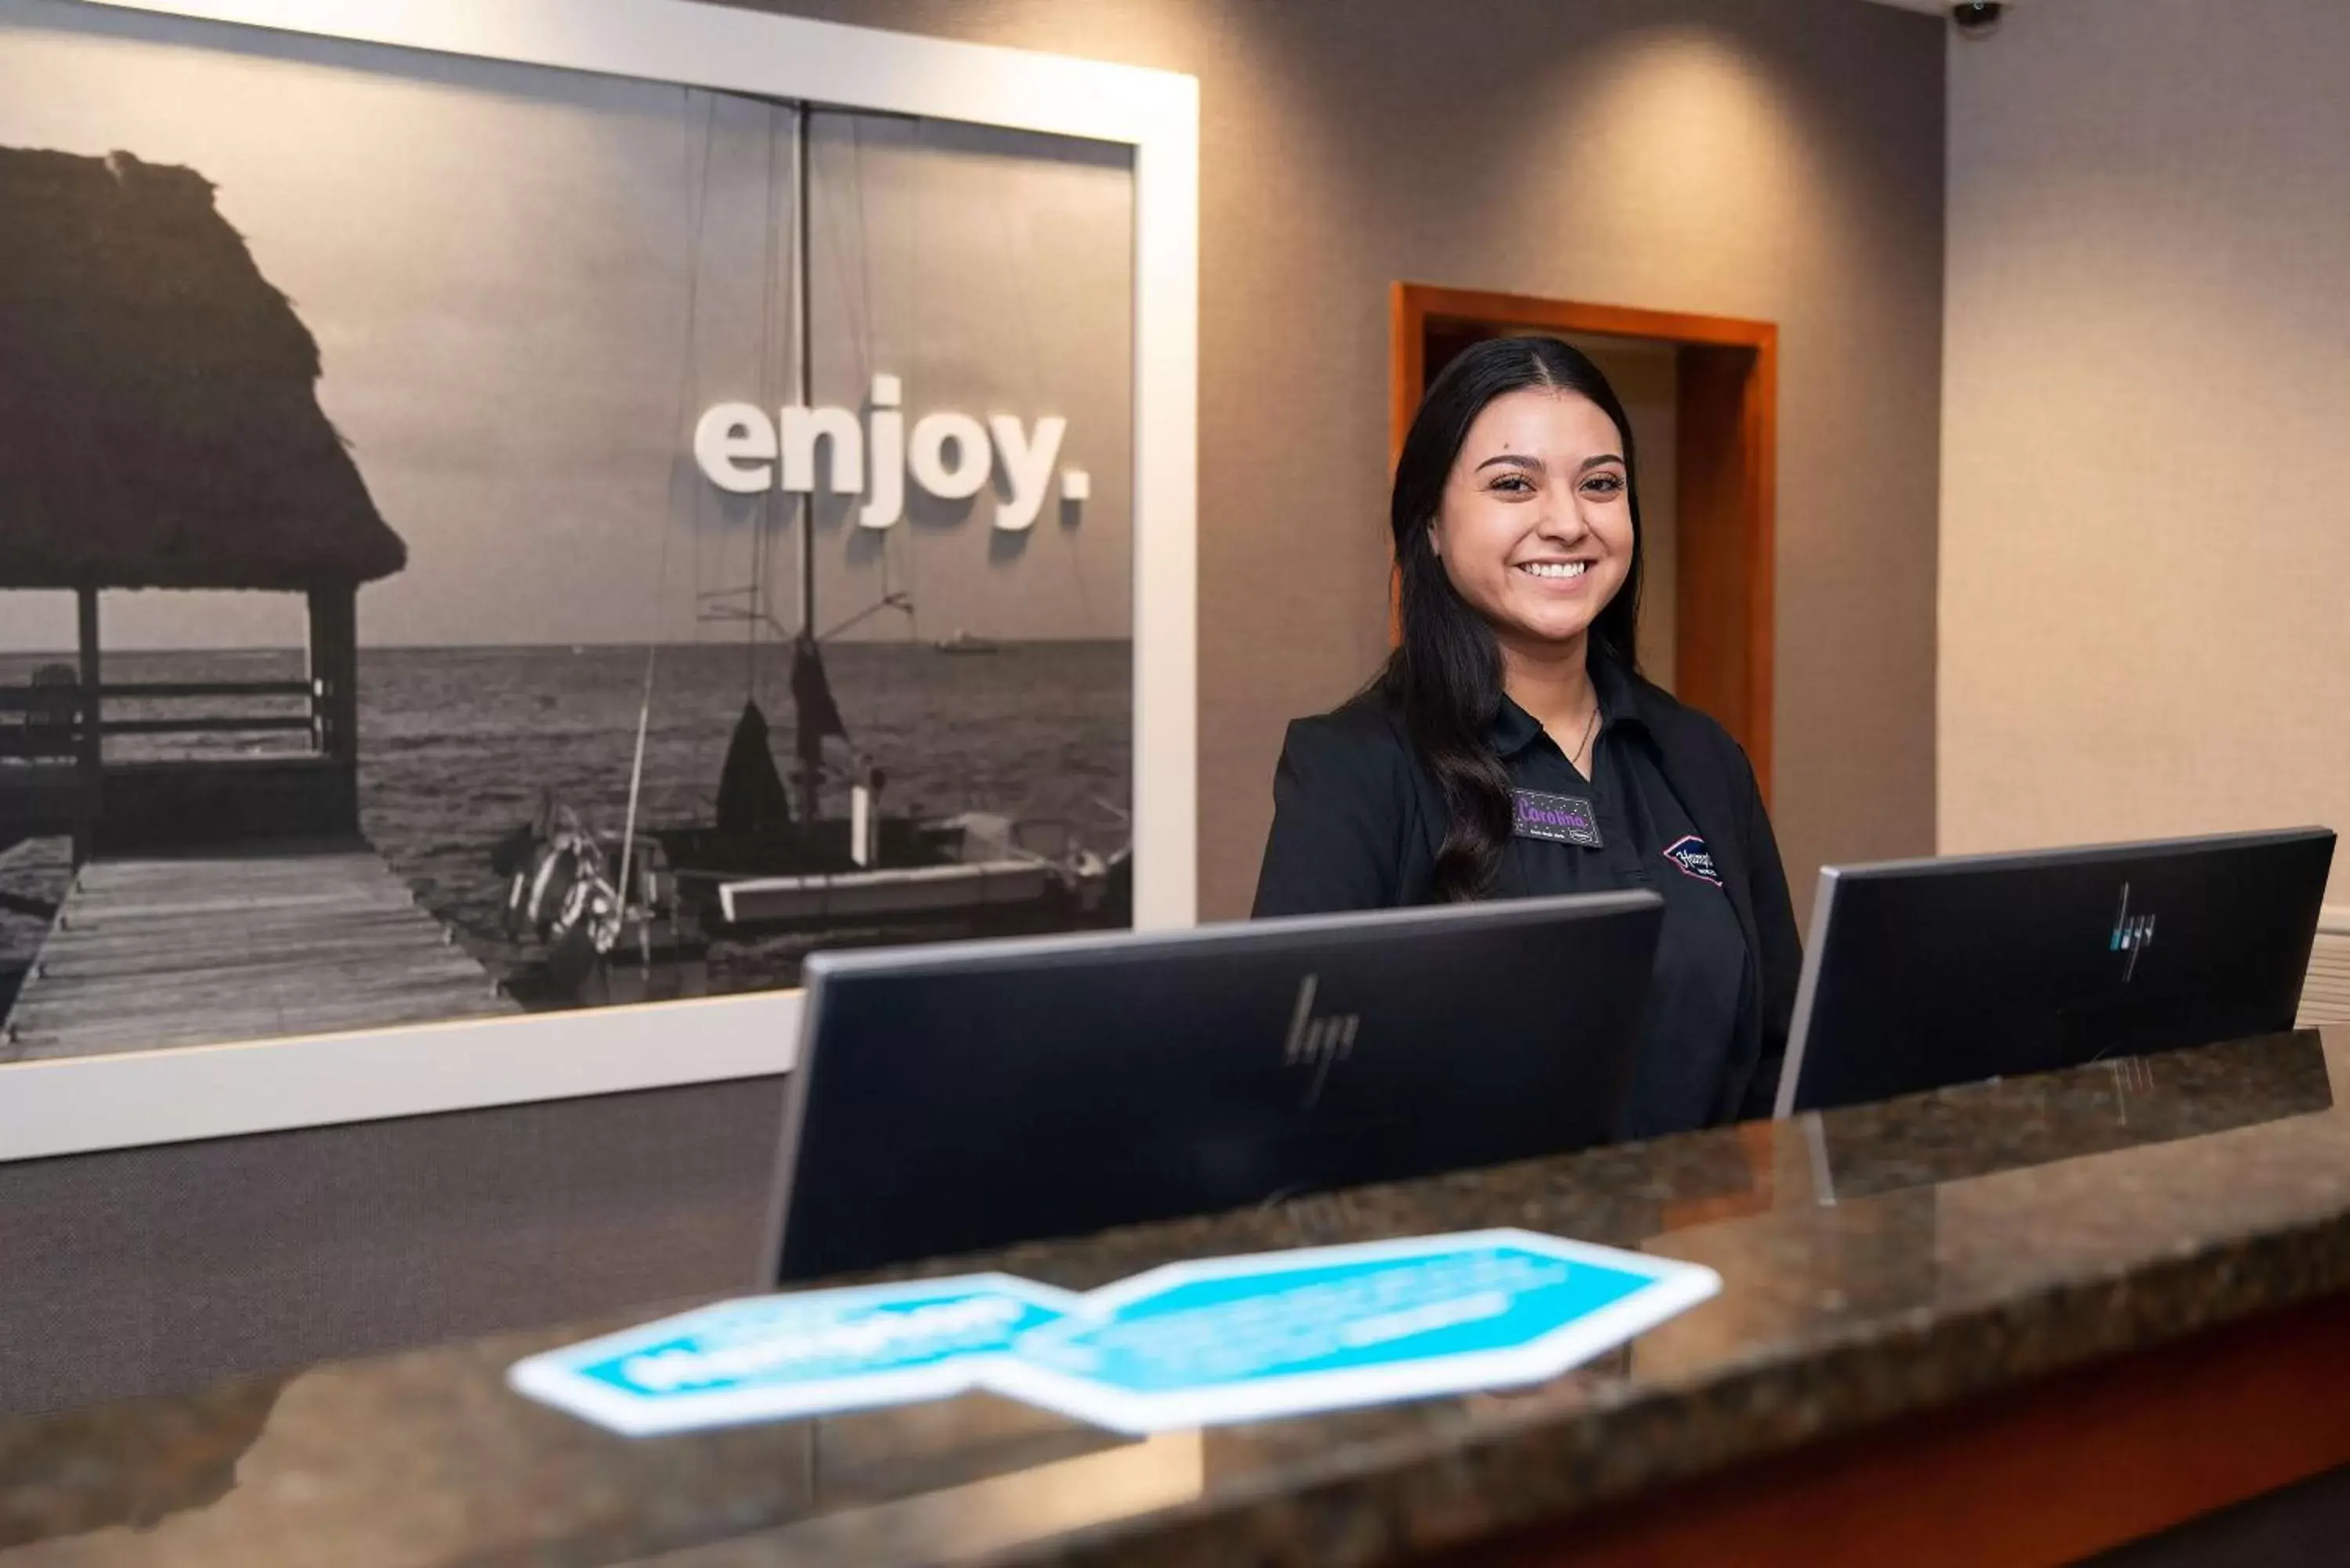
[1943,0,2350,901]
[735,0,1947,919]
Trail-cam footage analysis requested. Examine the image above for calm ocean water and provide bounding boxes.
[0,641,1130,986]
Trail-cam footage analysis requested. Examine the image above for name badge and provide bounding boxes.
[1513,789,1603,849]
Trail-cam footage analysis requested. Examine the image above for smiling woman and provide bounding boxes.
[1251,336,1801,1138]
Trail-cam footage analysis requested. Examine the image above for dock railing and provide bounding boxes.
[1,677,345,859]
[0,678,324,754]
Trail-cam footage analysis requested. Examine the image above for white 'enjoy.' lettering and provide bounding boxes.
[692,374,1083,532]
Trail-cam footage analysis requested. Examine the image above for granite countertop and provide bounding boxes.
[6,1028,2350,1567]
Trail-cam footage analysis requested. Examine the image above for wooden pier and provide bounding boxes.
[1,844,515,1062]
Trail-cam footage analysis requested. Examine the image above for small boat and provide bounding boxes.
[931,628,1000,656]
[627,663,1123,940]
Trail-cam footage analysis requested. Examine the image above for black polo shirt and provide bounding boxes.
[1252,656,1756,1139]
[1483,659,1751,1138]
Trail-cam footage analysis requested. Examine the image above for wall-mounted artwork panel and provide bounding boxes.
[0,0,1198,1159]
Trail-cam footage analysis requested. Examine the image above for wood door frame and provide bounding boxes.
[1390,283,1778,800]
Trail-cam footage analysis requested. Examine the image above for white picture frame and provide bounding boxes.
[0,0,1198,1161]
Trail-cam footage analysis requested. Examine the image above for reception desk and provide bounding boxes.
[8,1029,2350,1566]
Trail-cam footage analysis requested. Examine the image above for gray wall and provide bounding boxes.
[731,0,1947,919]
[1940,0,2350,902]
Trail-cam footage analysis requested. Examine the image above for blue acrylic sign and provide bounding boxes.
[508,1231,1719,1438]
[508,1274,1080,1437]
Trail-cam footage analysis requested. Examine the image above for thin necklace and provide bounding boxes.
[1564,703,1600,777]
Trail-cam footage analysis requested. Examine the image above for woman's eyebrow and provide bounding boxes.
[1474,453,1543,473]
[1578,453,1626,473]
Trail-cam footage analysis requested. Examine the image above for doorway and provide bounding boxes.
[1390,284,1777,800]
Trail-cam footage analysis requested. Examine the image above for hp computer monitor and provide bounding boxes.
[1775,828,2334,1117]
[765,891,1664,1283]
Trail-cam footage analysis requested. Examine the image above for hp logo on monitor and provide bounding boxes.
[1282,974,1359,1107]
[2110,883,2157,981]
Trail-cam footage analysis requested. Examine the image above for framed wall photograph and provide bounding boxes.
[0,0,1198,1159]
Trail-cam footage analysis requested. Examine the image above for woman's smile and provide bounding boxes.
[1515,558,1595,583]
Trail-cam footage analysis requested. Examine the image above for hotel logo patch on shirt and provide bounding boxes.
[1661,835,1723,887]
[1512,789,1603,849]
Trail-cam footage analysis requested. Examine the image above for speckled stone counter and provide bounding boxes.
[7,1028,2350,1567]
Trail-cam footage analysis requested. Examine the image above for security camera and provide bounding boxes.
[1951,2,2005,35]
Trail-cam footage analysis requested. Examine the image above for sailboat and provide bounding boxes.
[649,634,1120,935]
[493,96,1127,999]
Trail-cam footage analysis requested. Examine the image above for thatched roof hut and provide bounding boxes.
[0,147,405,591]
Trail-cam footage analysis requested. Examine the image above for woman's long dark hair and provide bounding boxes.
[1383,335,1644,901]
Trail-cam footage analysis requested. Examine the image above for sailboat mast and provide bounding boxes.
[793,101,822,826]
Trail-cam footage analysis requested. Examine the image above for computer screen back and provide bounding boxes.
[768,891,1662,1283]
[1777,828,2334,1116]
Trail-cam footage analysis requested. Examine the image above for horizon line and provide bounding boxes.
[0,636,1135,657]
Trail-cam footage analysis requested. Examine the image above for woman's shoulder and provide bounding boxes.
[1621,669,1722,741]
[1285,683,1409,752]
[1275,682,1422,797]
[1614,665,1761,796]
[1288,681,1410,771]
[1259,684,1428,915]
